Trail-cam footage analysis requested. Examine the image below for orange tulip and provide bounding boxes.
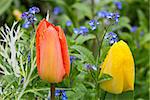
[36,19,70,83]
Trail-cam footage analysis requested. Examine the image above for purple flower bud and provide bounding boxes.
[114,2,122,10]
[130,26,137,33]
[66,21,72,26]
[53,7,62,15]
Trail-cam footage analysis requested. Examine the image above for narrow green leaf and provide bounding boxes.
[71,45,95,64]
[98,74,112,83]
[75,34,96,45]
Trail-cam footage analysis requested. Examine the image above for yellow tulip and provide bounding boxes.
[99,40,134,94]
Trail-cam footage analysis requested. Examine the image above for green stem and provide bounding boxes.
[51,83,55,100]
[91,0,95,18]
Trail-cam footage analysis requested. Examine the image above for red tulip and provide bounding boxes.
[36,19,70,83]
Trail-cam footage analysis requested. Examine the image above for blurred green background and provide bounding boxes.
[0,0,149,100]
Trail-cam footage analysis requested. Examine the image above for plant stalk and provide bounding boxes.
[51,83,55,100]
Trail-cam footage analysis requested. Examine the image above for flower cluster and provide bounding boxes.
[84,64,97,71]
[97,11,120,23]
[21,6,40,28]
[89,19,99,30]
[55,90,67,100]
[73,26,89,35]
[105,32,118,45]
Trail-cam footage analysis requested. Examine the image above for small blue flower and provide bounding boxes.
[62,96,68,100]
[70,56,76,64]
[130,26,137,32]
[114,2,122,10]
[28,54,31,62]
[97,11,108,18]
[21,77,24,83]
[106,12,114,19]
[55,90,61,96]
[140,31,144,36]
[66,21,72,26]
[109,37,118,45]
[21,6,40,28]
[22,21,30,28]
[55,90,68,100]
[114,13,120,23]
[84,64,97,70]
[73,28,80,34]
[89,19,99,30]
[79,26,89,35]
[105,32,118,45]
[21,12,29,19]
[29,6,40,14]
[53,7,62,15]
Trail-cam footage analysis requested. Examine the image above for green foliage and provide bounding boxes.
[0,0,149,99]
[0,0,12,15]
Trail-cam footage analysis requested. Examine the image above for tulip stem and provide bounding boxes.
[51,83,55,100]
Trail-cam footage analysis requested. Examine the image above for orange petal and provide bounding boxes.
[36,19,66,83]
[55,26,70,76]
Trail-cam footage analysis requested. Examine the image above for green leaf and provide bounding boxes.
[105,91,134,100]
[75,34,96,45]
[0,0,13,15]
[72,3,92,19]
[71,45,95,64]
[98,74,112,83]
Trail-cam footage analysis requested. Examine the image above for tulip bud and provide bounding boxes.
[36,19,70,83]
[13,9,22,21]
[99,40,134,94]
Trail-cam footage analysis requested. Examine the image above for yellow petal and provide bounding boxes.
[100,40,134,94]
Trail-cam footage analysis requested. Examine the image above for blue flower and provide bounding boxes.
[70,56,76,64]
[55,90,61,96]
[97,11,108,18]
[79,26,89,35]
[106,12,114,19]
[55,90,68,100]
[105,32,118,45]
[130,26,137,32]
[140,31,144,36]
[114,2,122,10]
[89,19,99,30]
[21,12,29,19]
[97,11,120,23]
[21,6,40,28]
[66,21,72,26]
[28,53,31,62]
[84,64,97,71]
[109,37,118,45]
[73,28,80,34]
[53,7,62,15]
[21,77,24,83]
[22,21,30,28]
[29,6,40,14]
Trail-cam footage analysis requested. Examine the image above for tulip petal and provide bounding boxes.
[100,40,134,94]
[55,26,70,76]
[36,19,66,83]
